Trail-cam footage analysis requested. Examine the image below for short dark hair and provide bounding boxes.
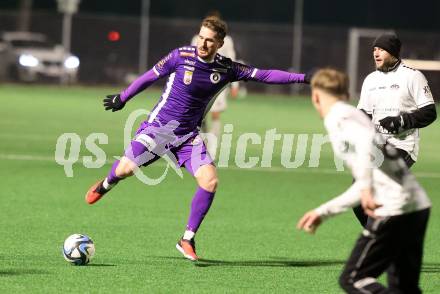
[201,17,227,41]
[311,68,350,101]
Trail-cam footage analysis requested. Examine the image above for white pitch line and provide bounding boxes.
[1,153,440,179]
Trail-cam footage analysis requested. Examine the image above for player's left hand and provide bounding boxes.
[103,94,125,112]
[379,115,403,134]
[297,210,322,234]
[303,68,318,84]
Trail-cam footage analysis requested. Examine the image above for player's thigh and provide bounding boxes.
[118,136,161,176]
[176,135,214,176]
[174,136,217,191]
[340,218,396,282]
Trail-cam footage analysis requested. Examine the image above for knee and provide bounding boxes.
[202,175,218,192]
[197,173,218,192]
[115,158,136,178]
[195,164,218,192]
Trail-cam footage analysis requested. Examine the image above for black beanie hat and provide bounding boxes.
[373,34,401,58]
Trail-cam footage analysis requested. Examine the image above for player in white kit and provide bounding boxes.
[297,68,431,294]
[355,33,436,227]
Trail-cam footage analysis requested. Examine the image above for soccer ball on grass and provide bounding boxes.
[62,234,95,265]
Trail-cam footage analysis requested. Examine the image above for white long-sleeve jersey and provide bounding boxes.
[315,102,431,219]
[357,62,435,161]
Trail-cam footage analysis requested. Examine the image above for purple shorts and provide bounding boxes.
[124,121,213,176]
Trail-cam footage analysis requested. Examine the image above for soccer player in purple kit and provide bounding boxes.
[85,16,310,261]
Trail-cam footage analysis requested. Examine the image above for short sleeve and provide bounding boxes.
[230,61,258,82]
[357,76,372,114]
[153,49,178,78]
[410,70,435,108]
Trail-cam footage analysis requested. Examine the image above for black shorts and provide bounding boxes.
[339,208,430,294]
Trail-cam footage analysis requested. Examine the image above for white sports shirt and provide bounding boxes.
[315,102,431,219]
[357,62,435,161]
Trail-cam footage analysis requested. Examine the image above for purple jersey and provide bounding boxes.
[120,46,306,136]
[148,46,256,134]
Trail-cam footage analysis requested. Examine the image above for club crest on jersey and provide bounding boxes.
[210,72,221,84]
[183,70,193,85]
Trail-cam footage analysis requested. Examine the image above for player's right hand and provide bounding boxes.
[103,94,125,112]
[297,210,322,234]
[361,188,381,218]
[379,115,403,134]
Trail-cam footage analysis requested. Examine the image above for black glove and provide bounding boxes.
[103,94,125,112]
[303,68,318,84]
[304,73,312,84]
[379,115,404,134]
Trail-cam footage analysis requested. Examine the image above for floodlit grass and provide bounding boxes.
[0,84,439,293]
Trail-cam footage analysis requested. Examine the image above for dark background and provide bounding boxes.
[1,0,439,98]
[1,0,440,31]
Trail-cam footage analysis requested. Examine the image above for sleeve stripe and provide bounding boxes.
[356,106,372,114]
[251,68,258,78]
[418,101,435,108]
[153,66,160,76]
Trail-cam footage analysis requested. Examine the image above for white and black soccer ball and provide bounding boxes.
[62,234,95,265]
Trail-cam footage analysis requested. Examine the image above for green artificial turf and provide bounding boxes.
[0,84,439,293]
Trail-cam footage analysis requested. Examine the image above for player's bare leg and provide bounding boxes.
[85,156,136,204]
[176,164,218,261]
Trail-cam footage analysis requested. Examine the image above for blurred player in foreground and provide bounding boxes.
[191,11,239,158]
[85,16,310,261]
[297,68,431,293]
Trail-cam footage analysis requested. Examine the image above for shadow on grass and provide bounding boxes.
[0,269,49,276]
[153,256,345,268]
[195,258,345,268]
[86,263,117,267]
[421,263,440,273]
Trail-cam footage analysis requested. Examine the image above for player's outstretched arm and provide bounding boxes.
[102,69,160,112]
[300,181,364,234]
[119,69,160,103]
[253,69,310,84]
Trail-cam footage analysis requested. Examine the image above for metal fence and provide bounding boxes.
[1,9,439,98]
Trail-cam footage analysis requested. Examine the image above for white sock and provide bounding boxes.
[183,230,195,240]
[102,178,116,190]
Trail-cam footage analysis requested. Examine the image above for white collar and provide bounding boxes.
[197,56,215,64]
